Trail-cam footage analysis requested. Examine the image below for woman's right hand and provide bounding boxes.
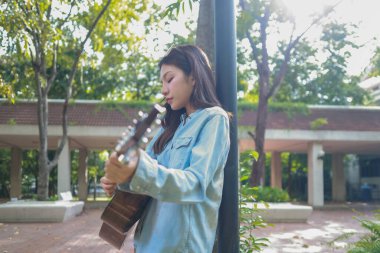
[100,176,117,197]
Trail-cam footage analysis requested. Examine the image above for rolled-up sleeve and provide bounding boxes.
[125,114,230,203]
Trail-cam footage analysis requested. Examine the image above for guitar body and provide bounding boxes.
[98,104,165,249]
[99,190,151,249]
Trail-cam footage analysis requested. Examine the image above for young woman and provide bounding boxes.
[101,45,230,253]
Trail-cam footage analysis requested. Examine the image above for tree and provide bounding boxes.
[196,0,214,66]
[161,0,214,66]
[237,0,338,186]
[270,40,319,103]
[365,46,380,78]
[273,23,368,106]
[0,0,150,199]
[304,22,367,105]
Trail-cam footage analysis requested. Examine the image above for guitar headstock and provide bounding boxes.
[115,104,165,163]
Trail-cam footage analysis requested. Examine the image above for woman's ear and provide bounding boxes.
[190,76,196,86]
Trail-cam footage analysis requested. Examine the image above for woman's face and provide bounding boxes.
[160,64,195,115]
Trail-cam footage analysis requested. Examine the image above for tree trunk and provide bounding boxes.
[36,72,51,200]
[37,162,50,200]
[195,0,215,67]
[250,95,268,186]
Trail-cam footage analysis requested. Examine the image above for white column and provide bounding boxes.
[332,154,346,202]
[307,142,324,207]
[271,152,282,189]
[57,139,71,194]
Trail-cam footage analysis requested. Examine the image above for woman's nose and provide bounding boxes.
[161,83,168,96]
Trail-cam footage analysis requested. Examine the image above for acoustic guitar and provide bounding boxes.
[99,103,166,249]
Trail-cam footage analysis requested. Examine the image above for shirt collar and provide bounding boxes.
[180,109,202,125]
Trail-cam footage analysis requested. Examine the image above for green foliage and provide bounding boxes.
[295,21,369,105]
[272,40,319,103]
[0,149,11,198]
[240,192,270,253]
[347,210,380,253]
[236,1,369,107]
[243,186,290,203]
[21,150,39,198]
[240,150,259,183]
[162,0,199,18]
[0,0,160,200]
[0,77,15,103]
[0,0,159,101]
[238,101,309,118]
[366,47,380,78]
[331,210,380,253]
[94,100,154,121]
[310,117,328,130]
[239,150,270,252]
[6,118,16,125]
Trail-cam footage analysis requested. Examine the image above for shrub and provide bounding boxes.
[329,209,380,252]
[347,210,380,253]
[239,150,270,252]
[242,186,290,203]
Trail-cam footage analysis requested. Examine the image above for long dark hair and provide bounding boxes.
[153,45,221,154]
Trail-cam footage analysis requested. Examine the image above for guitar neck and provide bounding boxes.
[99,103,165,249]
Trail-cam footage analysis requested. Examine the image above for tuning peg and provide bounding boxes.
[133,119,138,124]
[138,111,144,117]
[155,119,161,125]
[118,154,125,163]
[146,128,152,133]
[142,137,148,143]
[115,141,123,152]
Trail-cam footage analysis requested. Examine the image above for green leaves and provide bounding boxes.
[342,210,380,253]
[239,149,271,251]
[161,0,199,18]
[0,76,15,103]
[367,47,380,78]
[309,117,328,130]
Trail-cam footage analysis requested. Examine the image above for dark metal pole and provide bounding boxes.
[215,0,239,252]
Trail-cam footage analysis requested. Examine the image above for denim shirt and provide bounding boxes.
[119,106,230,253]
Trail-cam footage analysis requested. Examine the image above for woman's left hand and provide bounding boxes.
[104,151,139,185]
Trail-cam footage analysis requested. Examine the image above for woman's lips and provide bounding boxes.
[166,98,173,104]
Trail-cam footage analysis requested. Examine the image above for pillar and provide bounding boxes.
[215,0,239,251]
[271,152,282,189]
[57,139,71,194]
[78,149,88,201]
[10,147,22,199]
[332,154,346,202]
[307,142,324,207]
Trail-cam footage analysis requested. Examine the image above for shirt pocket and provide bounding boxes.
[170,137,192,168]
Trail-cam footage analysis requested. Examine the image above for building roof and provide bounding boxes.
[2,100,380,131]
[239,104,380,132]
[0,99,141,127]
[1,99,380,154]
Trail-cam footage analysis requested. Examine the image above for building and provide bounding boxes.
[359,76,380,104]
[1,100,380,206]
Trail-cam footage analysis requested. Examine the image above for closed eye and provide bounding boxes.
[168,77,174,83]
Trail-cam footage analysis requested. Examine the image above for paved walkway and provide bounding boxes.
[0,202,378,253]
[253,202,379,253]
